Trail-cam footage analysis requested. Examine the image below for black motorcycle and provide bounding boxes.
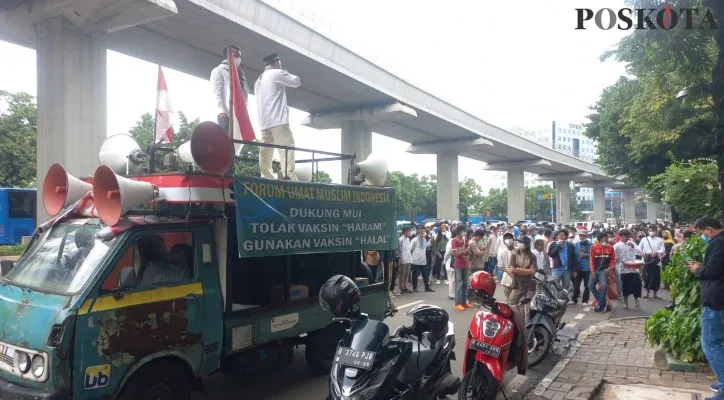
[326,301,461,400]
[526,269,569,367]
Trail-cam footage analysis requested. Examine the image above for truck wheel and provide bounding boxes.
[118,359,192,400]
[305,322,346,375]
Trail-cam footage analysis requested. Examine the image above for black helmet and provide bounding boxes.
[408,304,449,342]
[319,275,361,317]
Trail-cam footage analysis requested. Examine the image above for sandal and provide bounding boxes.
[644,294,650,298]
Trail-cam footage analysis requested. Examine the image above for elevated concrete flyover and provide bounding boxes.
[1,0,623,222]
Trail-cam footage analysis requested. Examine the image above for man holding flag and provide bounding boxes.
[254,53,301,180]
[210,45,255,157]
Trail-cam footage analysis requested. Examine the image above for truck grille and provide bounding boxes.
[0,352,13,367]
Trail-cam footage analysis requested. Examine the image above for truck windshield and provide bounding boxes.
[3,223,113,294]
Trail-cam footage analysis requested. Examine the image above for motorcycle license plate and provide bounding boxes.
[470,340,501,358]
[334,346,376,369]
[536,294,558,308]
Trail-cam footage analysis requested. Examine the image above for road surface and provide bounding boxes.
[193,279,669,399]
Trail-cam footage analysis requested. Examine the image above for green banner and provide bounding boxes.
[234,176,397,258]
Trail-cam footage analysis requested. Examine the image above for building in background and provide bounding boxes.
[482,122,598,208]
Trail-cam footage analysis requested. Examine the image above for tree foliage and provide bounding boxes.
[314,170,333,183]
[645,235,707,362]
[0,91,36,188]
[646,159,719,222]
[586,0,716,187]
[458,178,484,220]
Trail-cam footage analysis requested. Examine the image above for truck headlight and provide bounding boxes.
[15,351,30,374]
[31,354,45,378]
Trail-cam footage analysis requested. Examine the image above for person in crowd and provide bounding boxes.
[589,232,616,312]
[363,250,380,284]
[410,228,434,293]
[397,226,413,295]
[498,232,516,302]
[687,217,724,399]
[508,236,537,320]
[451,226,473,311]
[487,226,499,276]
[571,230,592,305]
[672,229,694,255]
[614,229,643,309]
[254,53,302,180]
[469,229,488,274]
[548,230,577,293]
[532,238,548,274]
[211,45,250,132]
[639,225,665,299]
[432,225,449,285]
[444,233,455,299]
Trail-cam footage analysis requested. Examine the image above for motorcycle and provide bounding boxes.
[326,299,461,400]
[526,269,570,367]
[459,288,530,400]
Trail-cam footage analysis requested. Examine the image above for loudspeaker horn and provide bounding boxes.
[93,164,159,226]
[356,154,388,186]
[98,134,148,175]
[296,163,313,182]
[42,163,93,216]
[178,121,234,174]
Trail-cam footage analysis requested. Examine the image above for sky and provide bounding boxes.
[0,0,629,191]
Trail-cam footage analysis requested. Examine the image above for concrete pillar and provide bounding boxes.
[340,120,372,182]
[555,179,571,225]
[36,16,107,223]
[623,190,636,224]
[436,153,459,221]
[507,169,525,223]
[593,187,606,223]
[646,200,659,222]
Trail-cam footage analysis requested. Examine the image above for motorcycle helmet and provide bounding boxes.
[319,275,361,317]
[407,304,449,342]
[468,271,496,304]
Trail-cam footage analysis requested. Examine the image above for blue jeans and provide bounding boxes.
[454,268,470,305]
[552,269,571,292]
[702,307,724,391]
[487,257,497,275]
[589,270,608,309]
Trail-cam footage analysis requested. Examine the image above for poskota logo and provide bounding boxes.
[576,6,717,30]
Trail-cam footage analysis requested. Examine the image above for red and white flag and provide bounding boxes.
[154,65,174,144]
[227,52,256,155]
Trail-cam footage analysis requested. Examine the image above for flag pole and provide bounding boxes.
[226,50,235,142]
[153,65,160,147]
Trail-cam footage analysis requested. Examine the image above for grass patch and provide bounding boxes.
[0,245,26,257]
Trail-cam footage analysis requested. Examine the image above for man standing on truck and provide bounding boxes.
[211,45,250,132]
[254,53,302,180]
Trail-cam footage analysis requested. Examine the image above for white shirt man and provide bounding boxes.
[254,53,301,180]
[638,231,665,265]
[210,45,250,132]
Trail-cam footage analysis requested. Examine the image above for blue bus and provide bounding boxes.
[0,188,36,245]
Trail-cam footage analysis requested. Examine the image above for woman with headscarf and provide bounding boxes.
[661,230,675,268]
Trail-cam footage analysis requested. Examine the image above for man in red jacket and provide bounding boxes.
[589,231,616,312]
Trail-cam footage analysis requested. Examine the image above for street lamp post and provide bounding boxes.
[705,0,724,212]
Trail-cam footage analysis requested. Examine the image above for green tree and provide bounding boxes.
[586,0,716,187]
[129,112,154,150]
[459,177,484,220]
[525,185,555,221]
[0,90,36,188]
[646,159,719,222]
[314,170,332,183]
[176,111,200,143]
[480,188,508,219]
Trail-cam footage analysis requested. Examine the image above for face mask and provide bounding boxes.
[504,239,513,247]
[580,239,588,244]
[701,234,712,244]
[234,57,242,67]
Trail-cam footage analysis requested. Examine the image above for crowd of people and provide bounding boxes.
[388,219,693,313]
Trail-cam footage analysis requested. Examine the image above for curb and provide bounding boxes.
[532,316,649,397]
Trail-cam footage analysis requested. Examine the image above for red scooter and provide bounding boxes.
[459,272,529,400]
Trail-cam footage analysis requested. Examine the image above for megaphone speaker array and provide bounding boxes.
[42,163,93,216]
[93,164,159,226]
[178,121,234,174]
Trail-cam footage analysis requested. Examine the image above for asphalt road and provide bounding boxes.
[194,279,670,400]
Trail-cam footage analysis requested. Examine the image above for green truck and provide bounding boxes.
[0,163,396,400]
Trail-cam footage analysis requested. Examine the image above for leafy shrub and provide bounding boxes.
[646,160,719,222]
[0,245,26,257]
[644,235,706,362]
